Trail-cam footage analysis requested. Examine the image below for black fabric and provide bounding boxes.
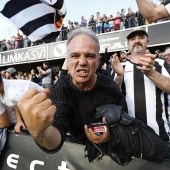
[133,66,147,124]
[31,74,38,84]
[85,104,170,165]
[163,0,170,6]
[47,73,127,153]
[155,61,169,141]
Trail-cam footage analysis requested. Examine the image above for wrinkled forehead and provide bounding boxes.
[165,48,170,54]
[67,34,98,50]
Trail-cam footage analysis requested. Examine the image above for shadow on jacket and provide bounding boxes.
[85,104,170,165]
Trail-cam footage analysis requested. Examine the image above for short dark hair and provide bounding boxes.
[0,74,2,84]
[43,62,50,67]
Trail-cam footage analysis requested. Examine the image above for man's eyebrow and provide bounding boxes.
[85,52,96,56]
[70,52,79,55]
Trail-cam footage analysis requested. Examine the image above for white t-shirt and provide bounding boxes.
[42,68,52,84]
[164,1,170,14]
[0,102,17,125]
[0,79,44,108]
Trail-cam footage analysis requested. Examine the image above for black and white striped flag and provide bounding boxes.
[0,0,67,42]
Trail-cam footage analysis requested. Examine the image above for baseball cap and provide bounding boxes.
[120,51,127,54]
[4,67,17,74]
[127,28,148,39]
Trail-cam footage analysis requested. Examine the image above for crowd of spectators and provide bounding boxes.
[0,64,60,87]
[60,5,170,41]
[0,33,31,52]
[1,3,170,52]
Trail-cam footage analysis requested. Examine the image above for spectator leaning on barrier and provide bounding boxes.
[80,15,87,27]
[17,26,127,157]
[60,24,68,41]
[136,10,145,26]
[108,15,114,32]
[120,9,126,30]
[95,12,102,34]
[18,27,170,164]
[114,12,121,31]
[103,16,110,33]
[126,7,137,28]
[88,15,96,33]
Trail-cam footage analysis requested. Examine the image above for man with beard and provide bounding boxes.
[111,28,170,141]
[133,0,170,95]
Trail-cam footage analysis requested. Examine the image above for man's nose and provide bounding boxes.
[79,56,87,66]
[134,38,140,43]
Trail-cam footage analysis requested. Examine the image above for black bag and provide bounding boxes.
[85,104,170,165]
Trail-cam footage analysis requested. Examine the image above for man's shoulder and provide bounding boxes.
[97,73,118,87]
[46,68,52,72]
[52,75,70,88]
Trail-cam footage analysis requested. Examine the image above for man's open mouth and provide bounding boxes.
[77,69,88,75]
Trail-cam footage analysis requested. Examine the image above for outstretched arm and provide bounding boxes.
[0,110,9,128]
[136,0,169,22]
[14,107,26,133]
[18,88,62,151]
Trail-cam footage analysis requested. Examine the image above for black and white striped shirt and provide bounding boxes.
[163,0,170,15]
[121,58,170,141]
[0,0,66,42]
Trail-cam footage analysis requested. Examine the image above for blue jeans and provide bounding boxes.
[96,26,102,34]
[128,19,136,28]
[0,128,7,154]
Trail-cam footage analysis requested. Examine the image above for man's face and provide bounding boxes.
[1,71,5,76]
[127,33,149,55]
[5,72,11,79]
[121,53,126,59]
[67,34,100,90]
[164,49,170,66]
[43,64,47,68]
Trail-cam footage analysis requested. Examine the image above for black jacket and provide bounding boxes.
[85,104,170,165]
